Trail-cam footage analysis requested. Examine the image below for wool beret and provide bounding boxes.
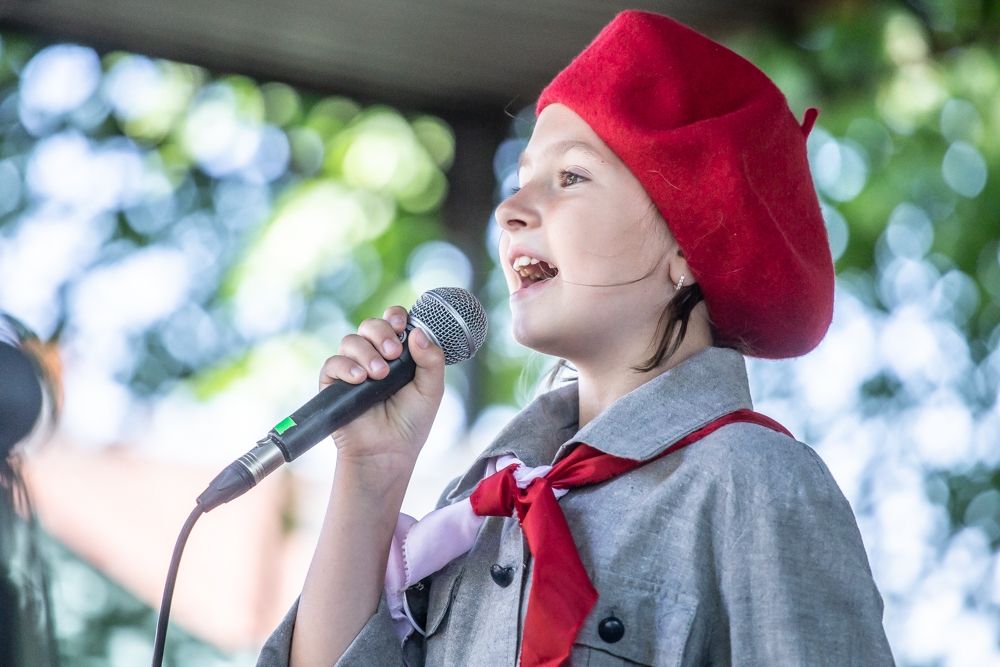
[536,10,834,358]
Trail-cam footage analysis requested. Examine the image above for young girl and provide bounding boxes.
[259,10,894,666]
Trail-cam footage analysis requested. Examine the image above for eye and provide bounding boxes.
[559,170,587,187]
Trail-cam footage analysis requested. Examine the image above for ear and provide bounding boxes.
[669,248,696,289]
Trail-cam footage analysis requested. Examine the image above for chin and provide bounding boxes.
[510,318,556,354]
[509,318,579,360]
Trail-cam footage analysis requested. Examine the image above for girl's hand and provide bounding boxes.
[318,306,446,473]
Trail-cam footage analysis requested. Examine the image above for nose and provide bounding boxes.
[494,188,540,233]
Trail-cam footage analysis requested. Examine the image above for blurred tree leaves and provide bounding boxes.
[0,38,454,409]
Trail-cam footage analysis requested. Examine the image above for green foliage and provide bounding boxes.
[730,1,999,341]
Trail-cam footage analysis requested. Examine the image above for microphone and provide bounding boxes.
[196,287,488,512]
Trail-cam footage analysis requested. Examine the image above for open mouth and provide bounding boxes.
[513,256,559,289]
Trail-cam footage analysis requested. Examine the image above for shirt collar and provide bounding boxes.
[480,345,752,465]
[449,346,753,500]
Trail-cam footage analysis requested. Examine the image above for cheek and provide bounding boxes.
[565,210,661,274]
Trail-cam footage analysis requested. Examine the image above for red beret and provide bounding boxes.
[536,10,833,359]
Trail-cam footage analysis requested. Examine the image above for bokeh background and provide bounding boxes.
[0,0,998,664]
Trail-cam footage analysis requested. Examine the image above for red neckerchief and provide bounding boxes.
[470,408,792,667]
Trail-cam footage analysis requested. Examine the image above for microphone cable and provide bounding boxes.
[151,506,203,667]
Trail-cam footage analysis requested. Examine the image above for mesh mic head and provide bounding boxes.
[408,287,488,365]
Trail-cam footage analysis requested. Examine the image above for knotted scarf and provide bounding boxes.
[386,408,792,666]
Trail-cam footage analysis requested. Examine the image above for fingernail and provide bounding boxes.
[370,359,388,373]
[350,366,365,379]
[382,339,398,355]
[415,329,429,349]
[390,315,405,329]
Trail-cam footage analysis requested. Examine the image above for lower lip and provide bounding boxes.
[512,277,555,300]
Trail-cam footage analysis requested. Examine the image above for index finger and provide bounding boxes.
[383,306,408,333]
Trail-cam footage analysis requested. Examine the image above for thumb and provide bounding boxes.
[407,327,445,400]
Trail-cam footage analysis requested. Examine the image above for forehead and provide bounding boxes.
[517,104,613,170]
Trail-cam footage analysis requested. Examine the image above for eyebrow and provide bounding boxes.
[517,140,605,172]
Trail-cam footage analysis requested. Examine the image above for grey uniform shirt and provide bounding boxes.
[257,346,895,666]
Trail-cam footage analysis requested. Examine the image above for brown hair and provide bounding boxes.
[633,282,705,372]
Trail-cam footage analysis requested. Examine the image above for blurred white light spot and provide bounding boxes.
[910,395,974,469]
[992,550,1000,606]
[20,44,101,116]
[486,210,503,258]
[26,131,144,213]
[873,481,939,595]
[493,138,527,181]
[813,415,875,507]
[942,141,987,198]
[939,98,982,144]
[160,304,219,367]
[69,246,192,333]
[931,269,980,325]
[0,210,113,337]
[469,404,519,450]
[819,202,849,261]
[885,202,933,259]
[420,385,465,459]
[795,287,878,415]
[878,256,939,307]
[403,385,473,517]
[240,124,291,184]
[232,276,305,338]
[880,305,971,390]
[973,407,1000,468]
[146,334,326,465]
[61,366,133,445]
[102,55,164,120]
[407,240,473,293]
[814,137,868,202]
[880,306,937,379]
[181,84,261,176]
[943,611,1000,667]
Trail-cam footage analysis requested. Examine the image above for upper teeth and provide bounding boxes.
[512,255,542,269]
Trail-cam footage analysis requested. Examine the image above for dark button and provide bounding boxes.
[598,615,625,643]
[490,564,514,587]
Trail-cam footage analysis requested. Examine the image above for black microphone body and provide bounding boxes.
[196,288,487,512]
[197,335,416,512]
[280,336,416,462]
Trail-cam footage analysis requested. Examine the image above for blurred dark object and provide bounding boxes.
[0,343,43,456]
[0,312,61,667]
[0,314,61,456]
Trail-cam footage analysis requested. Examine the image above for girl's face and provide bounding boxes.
[496,103,679,364]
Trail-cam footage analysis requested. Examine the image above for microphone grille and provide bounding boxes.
[409,287,488,365]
